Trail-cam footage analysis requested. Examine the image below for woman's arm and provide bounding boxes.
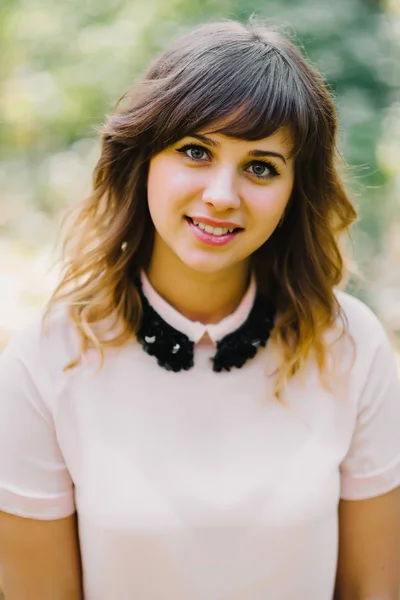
[0,511,83,600]
[334,487,400,600]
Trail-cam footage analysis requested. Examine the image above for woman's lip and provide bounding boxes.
[186,218,241,246]
[186,215,243,229]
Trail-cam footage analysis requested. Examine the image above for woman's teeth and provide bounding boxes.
[191,219,236,236]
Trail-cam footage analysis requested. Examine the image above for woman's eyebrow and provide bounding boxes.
[247,149,287,165]
[188,133,287,165]
[189,133,219,148]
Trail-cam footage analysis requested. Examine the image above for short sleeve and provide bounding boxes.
[0,336,75,520]
[340,330,400,500]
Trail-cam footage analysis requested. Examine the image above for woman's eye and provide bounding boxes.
[188,146,207,160]
[176,144,209,161]
[247,161,278,179]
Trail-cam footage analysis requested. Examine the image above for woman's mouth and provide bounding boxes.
[184,216,243,246]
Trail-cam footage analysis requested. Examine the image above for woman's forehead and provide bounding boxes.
[193,124,295,155]
[190,104,296,146]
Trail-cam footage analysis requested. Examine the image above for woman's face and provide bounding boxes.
[147,127,295,275]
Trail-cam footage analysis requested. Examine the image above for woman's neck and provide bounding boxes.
[147,259,251,325]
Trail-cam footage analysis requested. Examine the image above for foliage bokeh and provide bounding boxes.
[0,0,399,346]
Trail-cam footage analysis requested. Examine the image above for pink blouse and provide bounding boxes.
[0,274,399,600]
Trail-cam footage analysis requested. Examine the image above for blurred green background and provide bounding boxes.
[0,0,399,351]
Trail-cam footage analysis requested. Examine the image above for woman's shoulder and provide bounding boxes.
[333,288,394,358]
[0,305,83,415]
[1,304,80,382]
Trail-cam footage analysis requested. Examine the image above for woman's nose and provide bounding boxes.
[201,167,241,211]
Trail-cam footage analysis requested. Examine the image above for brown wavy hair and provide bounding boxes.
[45,19,358,396]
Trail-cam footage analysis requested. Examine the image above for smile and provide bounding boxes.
[185,217,243,247]
[191,218,237,236]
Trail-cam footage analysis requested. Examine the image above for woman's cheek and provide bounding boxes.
[165,167,206,201]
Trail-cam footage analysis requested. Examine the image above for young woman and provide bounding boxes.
[0,19,399,600]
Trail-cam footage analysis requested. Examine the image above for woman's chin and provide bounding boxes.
[177,250,244,275]
[181,260,227,275]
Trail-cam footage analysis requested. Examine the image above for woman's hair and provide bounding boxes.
[45,19,357,396]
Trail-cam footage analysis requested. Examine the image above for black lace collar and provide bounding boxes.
[135,276,276,373]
